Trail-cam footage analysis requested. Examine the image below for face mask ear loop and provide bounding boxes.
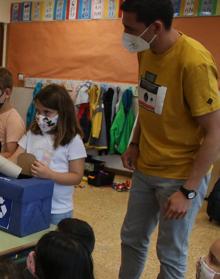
[149,34,157,44]
[139,26,150,38]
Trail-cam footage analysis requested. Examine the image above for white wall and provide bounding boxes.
[0,0,11,23]
[11,87,33,123]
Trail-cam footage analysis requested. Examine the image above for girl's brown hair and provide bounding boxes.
[30,84,82,148]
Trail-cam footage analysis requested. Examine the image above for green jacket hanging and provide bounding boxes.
[110,89,135,154]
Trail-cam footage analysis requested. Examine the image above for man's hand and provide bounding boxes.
[164,191,192,220]
[31,160,54,179]
[121,144,139,170]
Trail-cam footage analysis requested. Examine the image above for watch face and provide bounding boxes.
[188,192,196,199]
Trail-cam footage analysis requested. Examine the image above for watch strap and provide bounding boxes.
[179,186,197,199]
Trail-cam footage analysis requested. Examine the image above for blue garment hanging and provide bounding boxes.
[26,82,43,128]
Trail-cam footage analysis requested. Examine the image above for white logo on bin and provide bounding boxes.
[0,197,7,218]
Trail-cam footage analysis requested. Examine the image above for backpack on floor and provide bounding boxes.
[207,178,220,223]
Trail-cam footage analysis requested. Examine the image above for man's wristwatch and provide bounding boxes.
[179,186,197,199]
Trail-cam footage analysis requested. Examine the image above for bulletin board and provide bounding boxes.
[6,17,220,86]
[7,20,138,86]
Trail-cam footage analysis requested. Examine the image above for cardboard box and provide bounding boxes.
[0,175,53,237]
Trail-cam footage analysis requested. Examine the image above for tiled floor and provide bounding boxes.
[74,181,219,279]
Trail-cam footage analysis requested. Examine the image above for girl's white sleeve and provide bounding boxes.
[18,132,29,150]
[67,134,87,161]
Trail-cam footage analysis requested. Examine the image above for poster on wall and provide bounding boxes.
[77,0,92,19]
[54,0,67,20]
[42,0,55,21]
[104,0,120,19]
[171,0,182,16]
[11,3,22,22]
[182,0,199,16]
[22,2,32,21]
[91,0,104,19]
[198,0,217,16]
[9,0,220,23]
[66,0,78,20]
[31,1,43,21]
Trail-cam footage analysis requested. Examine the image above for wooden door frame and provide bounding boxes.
[0,23,4,66]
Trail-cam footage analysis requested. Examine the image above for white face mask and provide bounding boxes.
[122,25,157,52]
[36,113,58,133]
[197,257,220,279]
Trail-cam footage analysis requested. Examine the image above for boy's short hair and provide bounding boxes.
[35,231,94,279]
[0,67,13,90]
[58,218,95,254]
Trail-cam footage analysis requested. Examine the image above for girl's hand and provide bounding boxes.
[31,160,53,179]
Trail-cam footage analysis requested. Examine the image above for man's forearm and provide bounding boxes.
[130,116,140,144]
[184,132,220,190]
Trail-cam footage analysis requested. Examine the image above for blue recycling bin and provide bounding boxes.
[0,175,54,237]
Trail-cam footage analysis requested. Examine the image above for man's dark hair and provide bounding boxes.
[121,0,174,30]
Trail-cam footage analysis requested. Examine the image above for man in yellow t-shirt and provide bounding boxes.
[119,1,220,279]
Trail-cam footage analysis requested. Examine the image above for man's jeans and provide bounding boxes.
[119,171,208,279]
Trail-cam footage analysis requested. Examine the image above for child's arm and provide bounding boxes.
[2,109,25,158]
[8,146,25,164]
[31,158,85,185]
[1,142,19,158]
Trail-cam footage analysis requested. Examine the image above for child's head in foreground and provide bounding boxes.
[197,238,220,279]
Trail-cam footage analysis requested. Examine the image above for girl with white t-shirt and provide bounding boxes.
[10,84,86,225]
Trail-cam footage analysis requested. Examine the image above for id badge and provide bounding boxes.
[138,78,167,115]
